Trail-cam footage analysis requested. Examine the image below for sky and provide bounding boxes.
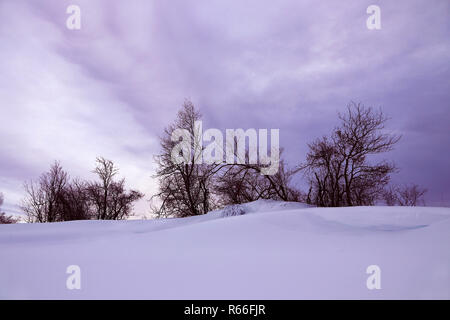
[0,0,449,218]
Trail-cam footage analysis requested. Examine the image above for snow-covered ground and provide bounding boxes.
[1,200,449,299]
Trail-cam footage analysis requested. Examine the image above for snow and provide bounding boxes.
[0,200,449,299]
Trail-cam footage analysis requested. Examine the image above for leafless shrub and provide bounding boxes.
[215,154,302,205]
[383,184,427,206]
[0,213,18,224]
[222,204,246,217]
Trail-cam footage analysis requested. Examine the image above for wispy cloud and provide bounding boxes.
[1,0,449,216]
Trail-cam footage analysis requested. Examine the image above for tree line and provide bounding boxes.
[1,100,427,224]
[20,157,143,223]
[150,100,427,218]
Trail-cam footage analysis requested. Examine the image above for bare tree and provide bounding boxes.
[22,161,69,222]
[0,192,18,224]
[106,178,144,219]
[215,165,269,204]
[89,157,118,219]
[215,155,302,205]
[152,101,224,218]
[397,184,427,206]
[302,102,400,207]
[152,101,303,216]
[382,185,398,206]
[88,157,143,220]
[383,184,427,206]
[60,179,92,221]
[21,159,142,222]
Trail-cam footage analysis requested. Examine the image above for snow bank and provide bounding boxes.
[0,201,449,299]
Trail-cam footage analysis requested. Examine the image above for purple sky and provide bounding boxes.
[1,0,449,217]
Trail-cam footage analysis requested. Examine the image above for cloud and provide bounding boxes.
[0,0,449,215]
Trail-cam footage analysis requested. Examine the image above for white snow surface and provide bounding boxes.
[0,200,449,299]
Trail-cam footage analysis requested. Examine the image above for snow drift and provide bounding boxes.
[0,200,449,299]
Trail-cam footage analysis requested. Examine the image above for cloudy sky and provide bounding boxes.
[0,0,449,217]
